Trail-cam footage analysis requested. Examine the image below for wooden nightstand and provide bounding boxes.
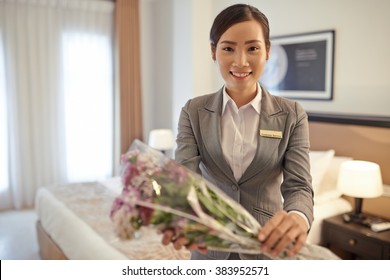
[322,213,390,259]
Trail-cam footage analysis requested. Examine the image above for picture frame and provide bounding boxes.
[260,30,335,100]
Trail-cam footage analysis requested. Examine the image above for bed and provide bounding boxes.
[34,113,390,260]
[35,177,191,260]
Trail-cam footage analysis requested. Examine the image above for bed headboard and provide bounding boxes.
[308,112,390,219]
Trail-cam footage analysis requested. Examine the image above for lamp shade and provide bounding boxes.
[148,129,174,151]
[337,160,383,198]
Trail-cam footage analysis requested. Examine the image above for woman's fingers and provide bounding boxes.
[286,232,306,256]
[173,236,188,250]
[258,211,288,253]
[258,211,286,240]
[161,229,175,245]
[161,229,208,253]
[258,211,308,257]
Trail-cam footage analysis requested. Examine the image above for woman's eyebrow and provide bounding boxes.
[219,40,237,45]
[245,39,262,44]
[219,39,262,45]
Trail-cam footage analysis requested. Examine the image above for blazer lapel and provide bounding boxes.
[239,87,287,184]
[198,89,236,183]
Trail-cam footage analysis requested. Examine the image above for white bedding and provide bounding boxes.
[35,178,190,260]
[307,197,351,244]
[35,174,351,259]
[35,185,127,259]
[307,152,353,243]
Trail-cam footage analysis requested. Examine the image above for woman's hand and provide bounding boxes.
[161,229,208,254]
[258,211,308,258]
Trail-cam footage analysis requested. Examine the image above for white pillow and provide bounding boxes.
[314,156,353,204]
[309,150,335,193]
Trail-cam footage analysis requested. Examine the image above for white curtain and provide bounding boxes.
[0,0,115,210]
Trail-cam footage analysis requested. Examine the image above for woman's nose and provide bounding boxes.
[233,51,249,67]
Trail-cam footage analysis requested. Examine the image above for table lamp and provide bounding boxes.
[337,160,383,223]
[148,129,174,154]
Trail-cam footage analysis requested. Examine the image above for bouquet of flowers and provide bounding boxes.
[110,139,263,254]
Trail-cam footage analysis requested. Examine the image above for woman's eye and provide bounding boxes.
[222,47,234,52]
[248,46,259,51]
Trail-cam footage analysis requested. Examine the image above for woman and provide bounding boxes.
[163,3,314,260]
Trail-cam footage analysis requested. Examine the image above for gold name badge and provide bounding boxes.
[259,129,283,139]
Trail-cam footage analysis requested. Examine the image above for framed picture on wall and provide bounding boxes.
[260,30,335,100]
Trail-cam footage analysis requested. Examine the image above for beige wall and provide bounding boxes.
[140,0,390,134]
[211,0,390,116]
[344,196,390,219]
[309,121,390,219]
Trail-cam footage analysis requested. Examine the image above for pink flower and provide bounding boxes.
[110,140,263,254]
[164,161,189,184]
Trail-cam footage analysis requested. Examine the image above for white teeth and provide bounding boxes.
[231,72,250,77]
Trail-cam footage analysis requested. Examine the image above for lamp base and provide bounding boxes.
[342,212,366,224]
[343,197,366,224]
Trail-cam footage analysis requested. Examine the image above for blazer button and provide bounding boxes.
[231,184,239,191]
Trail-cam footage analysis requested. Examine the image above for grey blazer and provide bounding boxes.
[175,86,314,260]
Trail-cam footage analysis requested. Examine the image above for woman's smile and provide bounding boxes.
[230,71,252,78]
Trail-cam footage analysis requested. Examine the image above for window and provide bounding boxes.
[62,32,114,182]
[0,33,9,192]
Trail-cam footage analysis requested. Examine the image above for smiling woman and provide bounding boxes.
[170,4,314,260]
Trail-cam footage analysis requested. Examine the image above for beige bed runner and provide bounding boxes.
[43,182,190,260]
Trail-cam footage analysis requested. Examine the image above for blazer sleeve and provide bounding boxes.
[281,101,314,226]
[174,99,202,174]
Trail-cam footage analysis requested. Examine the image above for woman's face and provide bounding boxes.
[213,19,270,94]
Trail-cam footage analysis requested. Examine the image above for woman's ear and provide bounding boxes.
[266,45,271,60]
[210,43,216,61]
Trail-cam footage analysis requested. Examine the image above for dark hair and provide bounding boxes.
[210,4,270,51]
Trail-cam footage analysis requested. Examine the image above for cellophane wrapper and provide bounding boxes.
[110,139,263,254]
